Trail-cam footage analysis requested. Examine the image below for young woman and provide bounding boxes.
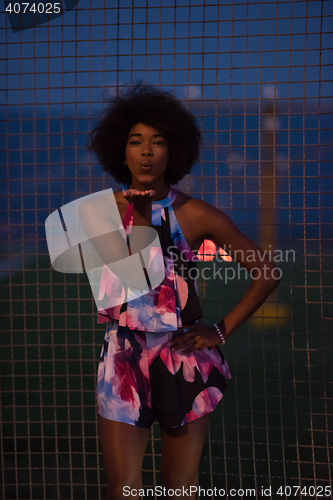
[86,84,281,499]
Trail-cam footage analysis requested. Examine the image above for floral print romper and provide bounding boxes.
[96,186,231,429]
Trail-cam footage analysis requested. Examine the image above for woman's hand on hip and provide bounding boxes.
[167,321,224,355]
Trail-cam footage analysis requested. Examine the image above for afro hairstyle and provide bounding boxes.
[88,84,202,185]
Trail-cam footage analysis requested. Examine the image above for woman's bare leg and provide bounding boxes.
[161,413,211,499]
[99,415,151,500]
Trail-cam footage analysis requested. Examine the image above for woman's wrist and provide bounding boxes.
[123,189,154,226]
[213,319,227,345]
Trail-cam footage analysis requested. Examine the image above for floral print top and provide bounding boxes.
[97,186,203,331]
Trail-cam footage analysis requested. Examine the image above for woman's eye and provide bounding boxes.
[130,141,140,145]
[154,141,165,146]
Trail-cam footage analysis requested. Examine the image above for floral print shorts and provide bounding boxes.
[96,319,232,430]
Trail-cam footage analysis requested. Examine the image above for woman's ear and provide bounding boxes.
[123,159,127,165]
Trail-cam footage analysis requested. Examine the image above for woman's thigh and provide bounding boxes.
[161,413,211,498]
[99,416,150,499]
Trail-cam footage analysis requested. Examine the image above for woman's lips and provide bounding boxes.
[141,162,153,170]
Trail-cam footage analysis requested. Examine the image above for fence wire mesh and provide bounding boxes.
[0,0,332,499]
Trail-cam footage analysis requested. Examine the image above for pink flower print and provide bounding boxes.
[112,350,138,403]
[157,346,198,383]
[97,307,112,324]
[181,354,201,383]
[192,348,228,383]
[158,344,231,384]
[156,284,177,314]
[96,391,141,423]
[163,256,176,281]
[112,339,150,409]
[158,347,184,378]
[175,275,189,310]
[98,265,122,302]
[97,335,142,423]
[205,346,231,379]
[117,310,126,326]
[121,202,133,230]
[181,387,223,425]
[97,265,126,322]
[125,287,178,331]
[147,246,163,273]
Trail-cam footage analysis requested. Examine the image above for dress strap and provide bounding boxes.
[152,186,178,210]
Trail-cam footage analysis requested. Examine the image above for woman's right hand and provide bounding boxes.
[123,189,155,206]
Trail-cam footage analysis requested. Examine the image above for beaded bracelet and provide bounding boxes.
[213,323,226,345]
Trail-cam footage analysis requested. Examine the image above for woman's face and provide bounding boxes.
[124,123,169,188]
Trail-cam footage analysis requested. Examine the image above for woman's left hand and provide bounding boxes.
[167,321,224,355]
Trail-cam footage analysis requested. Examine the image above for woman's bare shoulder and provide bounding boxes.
[174,189,238,244]
[174,190,224,218]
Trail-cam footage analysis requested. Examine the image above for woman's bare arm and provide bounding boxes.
[199,200,280,337]
[168,198,281,352]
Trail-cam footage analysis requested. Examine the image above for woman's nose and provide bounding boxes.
[142,147,153,156]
